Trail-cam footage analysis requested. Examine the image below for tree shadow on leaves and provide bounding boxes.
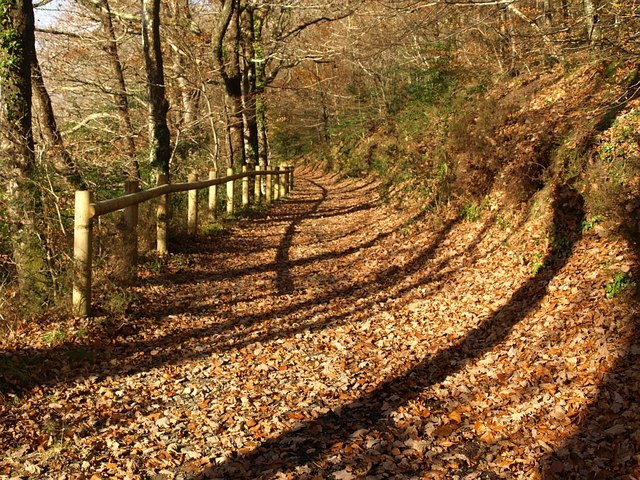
[540,244,640,473]
[195,182,585,479]
[0,175,453,395]
[275,178,328,294]
[540,324,640,479]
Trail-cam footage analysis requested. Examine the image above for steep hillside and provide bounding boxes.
[318,60,640,250]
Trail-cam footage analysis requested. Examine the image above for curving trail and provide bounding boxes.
[1,167,639,479]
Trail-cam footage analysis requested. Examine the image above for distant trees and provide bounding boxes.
[29,0,640,181]
[264,0,640,153]
[29,0,367,179]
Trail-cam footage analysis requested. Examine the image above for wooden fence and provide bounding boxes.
[73,165,294,317]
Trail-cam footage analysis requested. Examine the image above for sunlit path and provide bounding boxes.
[1,168,638,479]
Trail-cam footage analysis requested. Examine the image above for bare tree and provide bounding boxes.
[31,47,86,188]
[97,0,139,178]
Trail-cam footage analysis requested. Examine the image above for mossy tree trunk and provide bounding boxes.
[0,0,51,302]
[142,0,171,177]
[213,0,246,173]
[142,0,171,254]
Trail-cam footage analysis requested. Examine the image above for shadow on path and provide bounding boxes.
[541,253,639,473]
[196,183,585,478]
[275,179,327,294]
[540,324,640,478]
[0,212,459,395]
[0,172,427,394]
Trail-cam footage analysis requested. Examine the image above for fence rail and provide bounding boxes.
[73,165,294,317]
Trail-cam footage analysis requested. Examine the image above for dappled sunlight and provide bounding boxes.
[2,170,638,478]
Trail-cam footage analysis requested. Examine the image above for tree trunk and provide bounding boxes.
[583,0,601,43]
[0,0,51,302]
[241,3,259,168]
[257,94,269,169]
[252,8,269,168]
[168,0,199,129]
[315,64,332,141]
[142,0,171,176]
[225,5,245,173]
[213,0,245,173]
[561,0,569,21]
[31,48,85,189]
[499,9,517,75]
[225,74,245,172]
[170,43,198,128]
[541,0,553,27]
[98,0,139,179]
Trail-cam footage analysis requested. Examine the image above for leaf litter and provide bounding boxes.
[1,168,639,479]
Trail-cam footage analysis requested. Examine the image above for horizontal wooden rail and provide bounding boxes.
[92,170,282,217]
[73,166,294,317]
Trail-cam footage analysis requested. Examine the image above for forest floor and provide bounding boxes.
[1,167,640,479]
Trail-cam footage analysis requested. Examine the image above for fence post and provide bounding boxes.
[188,172,198,236]
[265,166,272,204]
[242,165,249,207]
[254,165,261,203]
[282,165,289,196]
[288,165,294,191]
[123,180,139,282]
[226,167,235,215]
[73,190,93,317]
[157,173,169,255]
[273,165,280,200]
[208,170,218,220]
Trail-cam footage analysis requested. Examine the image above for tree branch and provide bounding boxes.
[278,9,356,41]
[35,27,81,37]
[62,112,119,135]
[212,0,235,82]
[75,0,140,24]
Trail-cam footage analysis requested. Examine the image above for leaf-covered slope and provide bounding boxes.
[323,60,640,244]
[1,167,638,478]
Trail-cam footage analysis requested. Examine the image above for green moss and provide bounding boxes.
[605,272,634,299]
[462,201,483,222]
[0,1,21,75]
[0,0,27,123]
[13,226,50,303]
